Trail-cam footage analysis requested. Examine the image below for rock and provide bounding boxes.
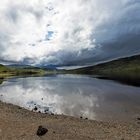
[36,126,48,136]
[85,118,88,120]
[34,106,38,111]
[41,98,43,100]
[137,117,140,120]
[18,107,22,109]
[80,116,83,119]
[44,108,49,113]
[51,113,54,115]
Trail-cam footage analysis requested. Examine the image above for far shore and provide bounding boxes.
[0,101,140,140]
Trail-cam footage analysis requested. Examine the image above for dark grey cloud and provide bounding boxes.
[0,0,140,66]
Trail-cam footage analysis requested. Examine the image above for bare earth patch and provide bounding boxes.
[0,101,140,140]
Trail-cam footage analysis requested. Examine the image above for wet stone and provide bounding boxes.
[34,106,38,111]
[51,113,54,115]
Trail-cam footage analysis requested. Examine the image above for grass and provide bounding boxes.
[68,55,140,86]
[0,64,47,79]
[0,54,140,86]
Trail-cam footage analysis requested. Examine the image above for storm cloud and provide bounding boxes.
[0,0,140,66]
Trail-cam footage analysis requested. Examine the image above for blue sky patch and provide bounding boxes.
[45,31,54,40]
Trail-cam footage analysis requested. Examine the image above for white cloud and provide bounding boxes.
[0,0,140,65]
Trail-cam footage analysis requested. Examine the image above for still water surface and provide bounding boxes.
[0,74,140,121]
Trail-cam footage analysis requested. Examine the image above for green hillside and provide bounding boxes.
[68,55,140,86]
[0,64,11,72]
[0,64,46,79]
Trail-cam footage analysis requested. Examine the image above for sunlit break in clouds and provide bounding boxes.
[0,0,140,66]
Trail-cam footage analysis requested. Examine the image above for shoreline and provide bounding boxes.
[0,101,140,140]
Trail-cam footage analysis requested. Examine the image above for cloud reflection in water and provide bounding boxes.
[0,75,140,121]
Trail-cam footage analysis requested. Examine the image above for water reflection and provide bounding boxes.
[0,75,140,121]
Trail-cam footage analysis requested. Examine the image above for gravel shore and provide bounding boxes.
[0,101,140,140]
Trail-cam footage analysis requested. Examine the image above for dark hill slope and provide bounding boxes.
[69,55,140,86]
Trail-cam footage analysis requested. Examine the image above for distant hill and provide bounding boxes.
[69,55,140,86]
[40,64,58,70]
[7,64,38,69]
[0,64,10,73]
[8,64,58,71]
[0,64,46,78]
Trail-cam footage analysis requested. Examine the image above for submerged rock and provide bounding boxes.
[44,108,49,113]
[36,125,48,136]
[34,106,38,111]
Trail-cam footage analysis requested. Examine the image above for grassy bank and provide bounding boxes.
[68,55,140,86]
[0,64,46,79]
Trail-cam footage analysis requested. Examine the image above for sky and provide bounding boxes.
[0,0,140,66]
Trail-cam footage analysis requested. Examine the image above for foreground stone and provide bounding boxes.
[36,125,48,136]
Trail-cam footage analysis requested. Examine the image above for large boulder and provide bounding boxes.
[36,125,48,136]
